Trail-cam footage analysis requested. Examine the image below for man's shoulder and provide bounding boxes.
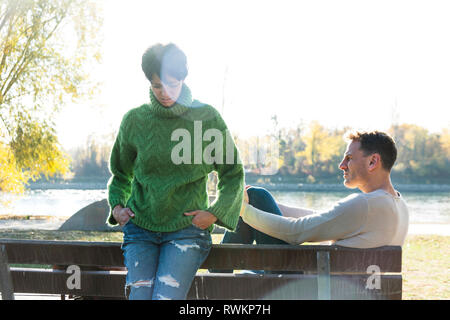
[363,189,396,202]
[362,189,404,216]
[331,192,369,215]
[339,192,367,204]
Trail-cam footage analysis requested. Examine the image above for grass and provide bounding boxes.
[402,234,450,300]
[0,229,448,300]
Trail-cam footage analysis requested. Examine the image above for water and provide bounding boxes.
[270,190,450,224]
[0,184,449,224]
[0,189,107,218]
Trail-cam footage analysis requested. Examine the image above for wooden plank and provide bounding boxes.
[330,274,402,300]
[9,268,401,300]
[0,239,402,272]
[188,274,402,300]
[0,245,15,300]
[0,239,124,268]
[188,274,318,300]
[10,268,126,298]
[201,244,401,272]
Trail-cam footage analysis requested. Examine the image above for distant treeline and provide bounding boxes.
[67,133,113,180]
[66,122,450,184]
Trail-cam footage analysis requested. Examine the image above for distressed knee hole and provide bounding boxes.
[171,241,200,252]
[127,279,154,288]
[158,274,180,288]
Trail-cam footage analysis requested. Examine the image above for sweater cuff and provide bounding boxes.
[207,202,241,231]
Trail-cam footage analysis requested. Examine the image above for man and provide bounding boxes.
[238,131,409,248]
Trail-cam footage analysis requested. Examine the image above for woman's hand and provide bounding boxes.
[184,210,217,230]
[113,205,135,227]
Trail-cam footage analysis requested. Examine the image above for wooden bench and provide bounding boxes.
[0,239,402,300]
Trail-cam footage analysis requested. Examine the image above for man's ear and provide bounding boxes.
[368,153,381,172]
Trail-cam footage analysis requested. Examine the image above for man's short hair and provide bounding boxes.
[346,131,397,171]
[141,43,188,83]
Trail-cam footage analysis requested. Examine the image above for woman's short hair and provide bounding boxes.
[346,131,397,171]
[141,43,188,82]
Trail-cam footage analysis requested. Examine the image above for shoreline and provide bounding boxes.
[24,181,450,192]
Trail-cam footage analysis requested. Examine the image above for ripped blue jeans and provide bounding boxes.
[121,220,212,300]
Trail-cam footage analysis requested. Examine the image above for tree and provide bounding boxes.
[296,121,346,179]
[0,0,102,192]
[389,124,450,183]
[69,132,114,179]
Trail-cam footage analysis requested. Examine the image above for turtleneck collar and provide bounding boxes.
[148,83,193,118]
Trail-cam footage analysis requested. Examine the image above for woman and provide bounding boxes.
[107,43,244,300]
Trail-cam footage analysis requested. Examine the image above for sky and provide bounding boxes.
[56,0,450,149]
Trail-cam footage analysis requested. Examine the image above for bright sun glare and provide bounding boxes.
[57,0,450,149]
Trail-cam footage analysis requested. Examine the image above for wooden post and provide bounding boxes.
[0,245,15,300]
[317,251,331,300]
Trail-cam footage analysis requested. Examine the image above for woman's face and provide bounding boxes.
[150,74,183,107]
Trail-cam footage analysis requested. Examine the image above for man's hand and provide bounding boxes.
[113,205,135,227]
[184,210,217,230]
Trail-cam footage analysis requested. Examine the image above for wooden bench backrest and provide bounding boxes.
[0,239,402,300]
[0,239,401,272]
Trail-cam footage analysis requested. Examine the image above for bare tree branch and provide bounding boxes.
[0,0,18,31]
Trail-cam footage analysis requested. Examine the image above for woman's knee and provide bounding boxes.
[246,186,282,216]
[247,187,274,206]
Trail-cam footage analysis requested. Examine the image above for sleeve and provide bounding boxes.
[206,117,245,231]
[106,113,137,226]
[241,193,369,244]
[277,202,317,218]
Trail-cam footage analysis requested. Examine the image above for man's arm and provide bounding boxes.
[241,194,368,245]
[276,203,316,218]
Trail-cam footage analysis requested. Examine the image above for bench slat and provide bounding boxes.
[8,269,401,300]
[0,239,124,268]
[0,239,401,272]
[189,273,402,300]
[10,268,125,298]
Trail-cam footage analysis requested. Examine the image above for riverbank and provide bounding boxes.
[26,180,450,192]
[0,229,447,299]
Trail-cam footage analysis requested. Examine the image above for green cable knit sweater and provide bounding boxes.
[107,84,244,232]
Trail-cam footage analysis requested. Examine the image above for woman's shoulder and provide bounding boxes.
[190,99,217,113]
[117,105,150,133]
[121,104,150,121]
[187,100,224,122]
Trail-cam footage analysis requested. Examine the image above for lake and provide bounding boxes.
[0,183,449,225]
